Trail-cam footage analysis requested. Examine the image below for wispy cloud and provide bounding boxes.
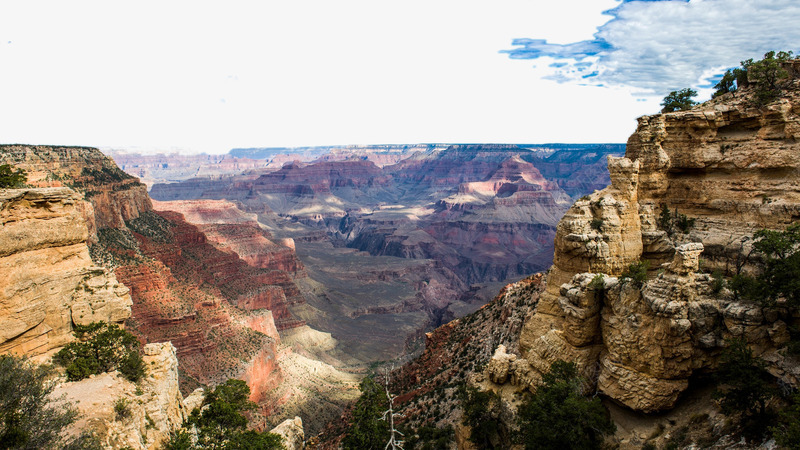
[502,0,800,95]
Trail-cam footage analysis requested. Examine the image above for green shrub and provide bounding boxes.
[517,360,615,450]
[711,270,726,295]
[0,354,101,449]
[406,425,453,450]
[114,398,132,421]
[713,67,747,98]
[0,164,27,188]
[621,260,650,288]
[53,322,145,383]
[657,204,695,234]
[676,213,696,234]
[590,218,603,231]
[743,50,794,106]
[772,392,800,448]
[167,379,283,450]
[731,223,800,308]
[658,204,672,232]
[459,385,503,449]
[713,338,775,442]
[588,274,605,291]
[342,376,390,449]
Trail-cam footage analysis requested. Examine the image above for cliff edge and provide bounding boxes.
[509,61,800,413]
[0,187,132,357]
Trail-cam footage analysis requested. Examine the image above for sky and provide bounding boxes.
[0,0,798,154]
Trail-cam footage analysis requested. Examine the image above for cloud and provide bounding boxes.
[501,0,800,95]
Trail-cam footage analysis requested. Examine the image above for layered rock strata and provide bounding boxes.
[0,188,131,356]
[0,145,153,239]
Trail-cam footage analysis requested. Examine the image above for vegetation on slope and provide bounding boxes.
[319,274,542,448]
[165,379,284,450]
[516,360,615,450]
[53,322,145,383]
[341,377,390,449]
[0,354,101,450]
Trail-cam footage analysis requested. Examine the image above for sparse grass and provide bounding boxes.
[114,398,132,421]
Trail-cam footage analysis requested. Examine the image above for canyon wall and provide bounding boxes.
[0,145,152,239]
[508,73,800,413]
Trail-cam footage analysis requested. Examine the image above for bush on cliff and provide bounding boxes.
[343,376,391,450]
[744,50,794,105]
[713,50,794,104]
[0,354,101,450]
[713,338,775,442]
[772,392,800,448]
[731,222,800,308]
[621,260,649,288]
[460,384,504,449]
[166,379,283,450]
[53,322,145,383]
[712,67,747,98]
[0,164,27,188]
[517,360,615,450]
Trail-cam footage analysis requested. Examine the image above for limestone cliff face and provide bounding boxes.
[513,71,800,413]
[0,188,131,356]
[626,81,800,270]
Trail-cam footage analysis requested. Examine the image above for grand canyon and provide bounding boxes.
[2,50,800,450]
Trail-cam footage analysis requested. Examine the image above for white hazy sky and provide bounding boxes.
[1,0,798,154]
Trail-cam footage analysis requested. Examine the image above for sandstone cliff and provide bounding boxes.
[0,145,152,240]
[0,187,131,357]
[508,68,800,413]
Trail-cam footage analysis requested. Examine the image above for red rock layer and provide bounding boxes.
[134,211,305,330]
[198,223,304,276]
[251,160,389,194]
[115,257,281,391]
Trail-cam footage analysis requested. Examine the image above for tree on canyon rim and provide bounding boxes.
[342,376,391,449]
[660,88,698,113]
[166,379,283,449]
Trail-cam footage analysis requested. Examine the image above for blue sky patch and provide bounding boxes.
[501,0,800,96]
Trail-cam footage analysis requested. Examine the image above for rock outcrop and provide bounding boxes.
[54,342,188,450]
[269,416,305,450]
[0,188,131,356]
[515,71,800,412]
